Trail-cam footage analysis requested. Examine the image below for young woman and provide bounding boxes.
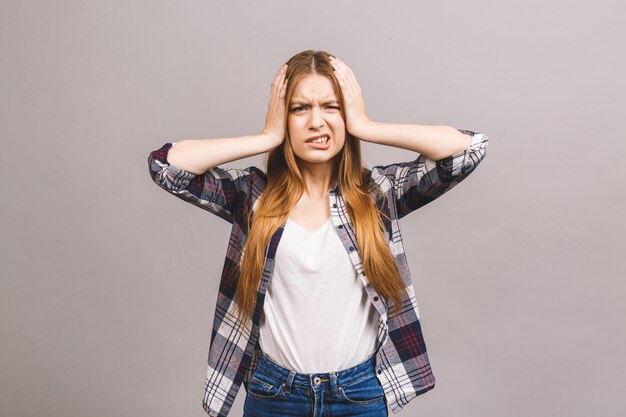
[148,50,488,417]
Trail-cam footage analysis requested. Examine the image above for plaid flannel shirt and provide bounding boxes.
[147,129,488,416]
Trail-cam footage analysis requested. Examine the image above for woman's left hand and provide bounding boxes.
[329,56,371,137]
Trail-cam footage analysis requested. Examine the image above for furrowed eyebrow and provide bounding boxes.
[289,100,340,106]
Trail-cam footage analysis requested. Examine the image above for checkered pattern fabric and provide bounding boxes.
[147,129,488,416]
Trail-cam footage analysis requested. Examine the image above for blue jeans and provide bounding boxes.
[243,350,389,417]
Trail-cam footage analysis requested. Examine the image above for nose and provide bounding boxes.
[308,105,324,129]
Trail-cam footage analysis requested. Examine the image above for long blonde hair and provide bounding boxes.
[234,50,405,323]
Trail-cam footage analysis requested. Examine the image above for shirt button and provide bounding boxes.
[349,246,354,251]
[377,368,382,374]
[332,203,337,208]
[374,296,379,301]
[338,225,343,229]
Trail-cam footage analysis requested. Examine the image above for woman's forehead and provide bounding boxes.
[291,74,337,102]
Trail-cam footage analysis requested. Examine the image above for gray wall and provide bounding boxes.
[1,1,624,416]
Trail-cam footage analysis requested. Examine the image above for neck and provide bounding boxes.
[297,160,336,198]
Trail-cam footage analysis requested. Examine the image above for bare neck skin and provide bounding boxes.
[298,158,335,198]
[288,159,335,232]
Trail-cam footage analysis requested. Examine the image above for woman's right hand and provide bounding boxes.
[260,64,288,146]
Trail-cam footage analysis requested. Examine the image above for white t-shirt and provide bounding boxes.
[258,216,379,373]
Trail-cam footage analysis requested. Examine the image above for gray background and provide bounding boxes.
[1,1,624,416]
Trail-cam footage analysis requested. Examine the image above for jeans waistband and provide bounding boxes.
[255,350,378,395]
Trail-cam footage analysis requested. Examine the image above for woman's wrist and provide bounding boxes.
[258,130,284,149]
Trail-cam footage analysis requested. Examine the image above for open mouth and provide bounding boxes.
[306,134,331,145]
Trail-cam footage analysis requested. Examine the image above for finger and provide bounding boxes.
[332,60,359,94]
[333,65,355,96]
[331,59,350,84]
[331,59,346,80]
[332,59,354,82]
[331,57,357,84]
[271,66,281,86]
[331,60,361,99]
[273,65,286,87]
[333,66,347,90]
[278,66,288,98]
[337,58,355,77]
[271,65,286,89]
[279,76,288,99]
[276,64,286,77]
[272,65,287,98]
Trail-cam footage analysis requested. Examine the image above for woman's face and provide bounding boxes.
[287,73,346,166]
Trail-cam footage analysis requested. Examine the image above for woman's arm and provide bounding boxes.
[148,142,263,223]
[147,134,277,222]
[147,64,289,222]
[328,56,473,160]
[167,133,278,175]
[372,130,488,218]
[349,122,471,161]
[165,63,289,175]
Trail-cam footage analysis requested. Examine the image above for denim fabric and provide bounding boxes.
[243,351,389,417]
[149,130,489,416]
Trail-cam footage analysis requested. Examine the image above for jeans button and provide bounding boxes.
[314,377,321,385]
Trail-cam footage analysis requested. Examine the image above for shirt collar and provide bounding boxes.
[329,177,339,193]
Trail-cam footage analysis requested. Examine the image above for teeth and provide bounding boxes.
[311,136,329,144]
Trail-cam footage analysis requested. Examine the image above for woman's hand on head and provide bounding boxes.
[260,64,288,146]
[329,56,371,138]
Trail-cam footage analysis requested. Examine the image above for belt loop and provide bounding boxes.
[284,370,296,394]
[330,372,338,397]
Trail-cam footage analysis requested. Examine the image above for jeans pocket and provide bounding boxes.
[338,374,385,406]
[246,368,285,400]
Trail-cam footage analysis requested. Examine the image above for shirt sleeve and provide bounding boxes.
[372,129,489,219]
[147,141,258,224]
